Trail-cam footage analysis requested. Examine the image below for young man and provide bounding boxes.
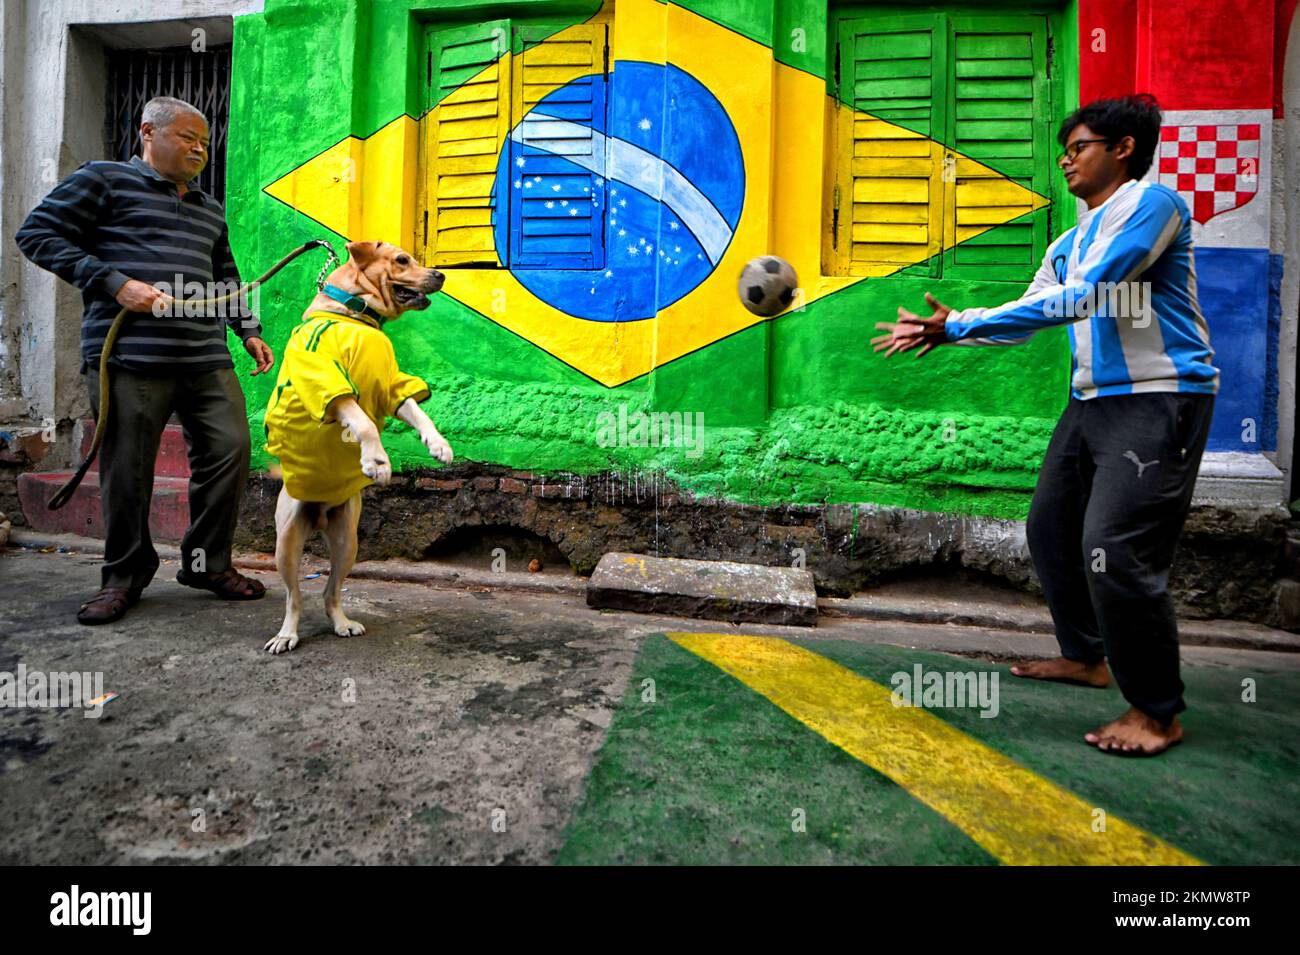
[16,96,274,623]
[872,95,1218,756]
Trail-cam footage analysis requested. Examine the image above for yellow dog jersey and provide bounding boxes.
[264,310,430,506]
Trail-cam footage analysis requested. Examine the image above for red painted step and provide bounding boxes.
[19,419,193,540]
[79,419,191,479]
[18,471,191,540]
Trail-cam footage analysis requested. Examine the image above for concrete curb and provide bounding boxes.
[5,529,587,598]
[821,594,1300,654]
[9,529,1297,653]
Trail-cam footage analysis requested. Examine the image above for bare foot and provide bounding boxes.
[1085,707,1183,756]
[1009,656,1111,688]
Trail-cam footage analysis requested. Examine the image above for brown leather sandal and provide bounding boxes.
[77,586,142,625]
[176,567,267,600]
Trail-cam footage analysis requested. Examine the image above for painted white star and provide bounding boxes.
[658,249,664,257]
[569,208,578,216]
[646,244,653,253]
[610,187,617,195]
[514,180,522,188]
[524,181,533,188]
[639,237,646,245]
[552,184,561,192]
[619,199,627,208]
[627,245,639,256]
[669,222,680,231]
[638,118,652,131]
[674,246,681,253]
[604,270,613,278]
[545,200,555,209]
[560,200,568,207]
[618,229,626,237]
[516,157,526,168]
[534,176,542,182]
[583,186,590,193]
[596,177,605,186]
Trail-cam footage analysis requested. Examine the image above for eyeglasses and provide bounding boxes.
[1058,138,1112,164]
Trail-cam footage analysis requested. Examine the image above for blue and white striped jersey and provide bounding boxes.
[943,179,1219,399]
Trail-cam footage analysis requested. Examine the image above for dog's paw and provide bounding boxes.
[333,617,366,637]
[264,633,299,654]
[360,446,392,485]
[424,434,453,464]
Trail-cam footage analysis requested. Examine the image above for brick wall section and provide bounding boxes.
[0,430,54,528]
[229,463,1289,626]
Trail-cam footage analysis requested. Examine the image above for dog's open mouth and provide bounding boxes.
[392,284,431,310]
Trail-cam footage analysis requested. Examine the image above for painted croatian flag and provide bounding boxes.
[1156,122,1261,224]
[1143,108,1275,454]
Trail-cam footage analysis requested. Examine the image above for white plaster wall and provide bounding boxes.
[0,0,31,420]
[1277,8,1300,504]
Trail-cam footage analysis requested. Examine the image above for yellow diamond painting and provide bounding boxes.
[263,0,1049,387]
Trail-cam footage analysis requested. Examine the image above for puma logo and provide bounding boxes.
[1123,450,1158,477]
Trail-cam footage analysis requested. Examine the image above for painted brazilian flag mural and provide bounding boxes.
[228,0,1076,518]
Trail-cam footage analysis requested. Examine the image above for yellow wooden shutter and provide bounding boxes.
[834,15,946,277]
[424,20,511,266]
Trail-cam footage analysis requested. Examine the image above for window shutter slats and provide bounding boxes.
[838,16,945,275]
[946,17,1049,275]
[427,19,511,265]
[510,23,606,269]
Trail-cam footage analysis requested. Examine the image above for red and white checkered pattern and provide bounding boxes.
[1157,124,1261,224]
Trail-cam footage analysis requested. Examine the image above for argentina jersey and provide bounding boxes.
[943,179,1219,399]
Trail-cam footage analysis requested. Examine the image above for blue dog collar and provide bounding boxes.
[321,283,386,327]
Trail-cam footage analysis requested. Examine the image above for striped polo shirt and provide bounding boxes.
[14,155,262,375]
[943,179,1219,399]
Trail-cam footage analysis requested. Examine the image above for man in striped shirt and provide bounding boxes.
[874,95,1218,756]
[16,95,272,623]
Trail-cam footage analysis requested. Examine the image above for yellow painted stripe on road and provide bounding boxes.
[668,632,1201,866]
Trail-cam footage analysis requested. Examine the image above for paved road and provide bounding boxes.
[1,547,1296,864]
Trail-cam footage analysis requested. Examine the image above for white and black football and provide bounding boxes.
[738,256,799,317]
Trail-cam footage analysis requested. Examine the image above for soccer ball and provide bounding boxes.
[738,256,799,316]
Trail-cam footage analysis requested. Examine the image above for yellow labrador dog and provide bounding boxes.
[262,240,453,653]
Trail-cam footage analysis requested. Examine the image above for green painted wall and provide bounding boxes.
[228,0,1076,520]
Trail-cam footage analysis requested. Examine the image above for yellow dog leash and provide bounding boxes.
[48,239,340,510]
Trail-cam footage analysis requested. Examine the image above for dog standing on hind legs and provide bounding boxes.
[263,240,453,653]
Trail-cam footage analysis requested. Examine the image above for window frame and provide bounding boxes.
[417,16,612,271]
[826,3,1063,283]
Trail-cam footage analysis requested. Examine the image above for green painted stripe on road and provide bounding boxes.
[558,636,1300,865]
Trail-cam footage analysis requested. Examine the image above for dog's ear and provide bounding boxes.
[345,241,380,269]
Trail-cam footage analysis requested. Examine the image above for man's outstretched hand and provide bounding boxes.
[872,292,953,358]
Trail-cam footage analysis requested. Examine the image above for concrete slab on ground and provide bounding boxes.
[586,552,818,626]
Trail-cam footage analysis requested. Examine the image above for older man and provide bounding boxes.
[16,95,272,623]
